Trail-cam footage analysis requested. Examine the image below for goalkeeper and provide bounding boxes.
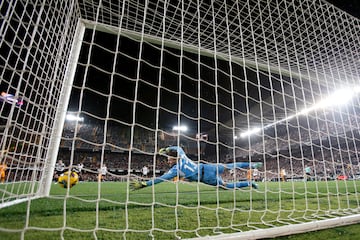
[130,146,262,190]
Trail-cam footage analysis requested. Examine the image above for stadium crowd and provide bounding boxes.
[53,111,360,183]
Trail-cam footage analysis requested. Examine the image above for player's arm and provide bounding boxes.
[146,168,178,186]
[130,167,178,190]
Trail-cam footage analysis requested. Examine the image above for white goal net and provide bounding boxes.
[0,0,360,239]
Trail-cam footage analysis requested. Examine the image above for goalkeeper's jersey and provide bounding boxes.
[146,146,200,186]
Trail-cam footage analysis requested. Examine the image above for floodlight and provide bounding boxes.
[66,114,84,122]
[240,127,261,138]
[319,88,354,108]
[172,125,188,132]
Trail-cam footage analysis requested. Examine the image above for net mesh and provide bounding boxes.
[0,0,359,239]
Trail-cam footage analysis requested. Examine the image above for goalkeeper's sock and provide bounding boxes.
[251,181,258,189]
[251,162,263,169]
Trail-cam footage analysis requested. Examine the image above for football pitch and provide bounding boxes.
[0,180,360,240]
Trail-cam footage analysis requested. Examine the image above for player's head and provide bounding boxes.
[166,149,179,165]
[167,159,177,166]
[159,148,179,165]
[166,149,178,157]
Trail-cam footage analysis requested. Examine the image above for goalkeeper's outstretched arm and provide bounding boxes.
[130,169,178,190]
[130,180,147,190]
[130,147,179,191]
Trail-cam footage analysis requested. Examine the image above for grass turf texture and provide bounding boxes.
[0,180,360,239]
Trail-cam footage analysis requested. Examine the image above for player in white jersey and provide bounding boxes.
[54,160,66,183]
[142,165,149,178]
[130,146,262,190]
[0,92,23,106]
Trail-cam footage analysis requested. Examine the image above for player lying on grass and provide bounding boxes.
[130,146,262,190]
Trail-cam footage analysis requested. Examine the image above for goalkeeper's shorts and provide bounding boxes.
[200,164,224,186]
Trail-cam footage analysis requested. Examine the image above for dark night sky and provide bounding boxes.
[326,0,360,18]
[68,0,359,135]
[71,30,240,134]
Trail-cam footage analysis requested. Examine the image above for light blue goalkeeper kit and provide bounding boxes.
[146,146,259,189]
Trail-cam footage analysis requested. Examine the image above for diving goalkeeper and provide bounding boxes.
[130,146,262,190]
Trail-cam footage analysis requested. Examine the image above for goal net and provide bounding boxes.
[0,0,360,239]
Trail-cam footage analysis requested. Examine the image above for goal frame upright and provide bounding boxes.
[0,1,82,208]
[38,20,86,197]
[0,0,360,239]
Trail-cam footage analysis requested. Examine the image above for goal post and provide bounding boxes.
[0,0,360,239]
[38,19,86,197]
[0,0,81,207]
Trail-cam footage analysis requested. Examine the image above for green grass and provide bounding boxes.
[0,180,360,239]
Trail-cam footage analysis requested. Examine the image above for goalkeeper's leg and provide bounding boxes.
[217,177,258,189]
[224,181,258,189]
[225,162,262,169]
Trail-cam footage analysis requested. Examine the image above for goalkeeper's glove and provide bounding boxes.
[130,180,147,191]
[159,147,168,155]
